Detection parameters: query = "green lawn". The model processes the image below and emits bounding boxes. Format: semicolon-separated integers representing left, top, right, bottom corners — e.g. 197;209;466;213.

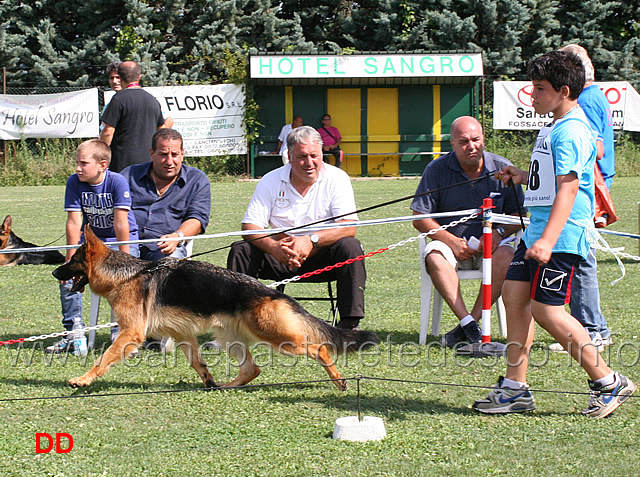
1;177;639;476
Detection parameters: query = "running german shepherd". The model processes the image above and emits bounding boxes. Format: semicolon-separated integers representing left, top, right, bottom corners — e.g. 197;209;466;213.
0;215;65;266
52;226;379;390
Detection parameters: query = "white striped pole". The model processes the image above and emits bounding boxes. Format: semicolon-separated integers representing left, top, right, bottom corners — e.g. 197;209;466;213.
481;197;494;343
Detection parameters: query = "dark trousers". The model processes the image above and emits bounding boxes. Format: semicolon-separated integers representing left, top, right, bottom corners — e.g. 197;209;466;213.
227;237;366;319
323;149;342;168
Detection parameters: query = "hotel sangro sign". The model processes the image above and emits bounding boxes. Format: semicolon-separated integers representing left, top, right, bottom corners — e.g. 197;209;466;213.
250;53;483;79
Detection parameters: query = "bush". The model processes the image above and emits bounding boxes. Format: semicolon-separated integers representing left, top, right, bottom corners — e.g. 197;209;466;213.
1;129;639;184
485;128;640;177
0;139;249;185
0;138;79;186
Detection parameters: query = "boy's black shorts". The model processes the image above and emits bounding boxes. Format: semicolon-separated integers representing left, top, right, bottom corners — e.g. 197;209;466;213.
505;241;580;306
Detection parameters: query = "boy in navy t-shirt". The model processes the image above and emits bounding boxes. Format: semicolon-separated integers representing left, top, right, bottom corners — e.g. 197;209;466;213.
46;139;139;353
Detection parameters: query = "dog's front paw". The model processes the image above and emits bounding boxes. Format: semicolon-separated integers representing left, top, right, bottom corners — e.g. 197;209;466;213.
335;379;348;392
203;378;221;390
68;376;92;388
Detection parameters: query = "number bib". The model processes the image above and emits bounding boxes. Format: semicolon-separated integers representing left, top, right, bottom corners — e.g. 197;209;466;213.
524;125;556;207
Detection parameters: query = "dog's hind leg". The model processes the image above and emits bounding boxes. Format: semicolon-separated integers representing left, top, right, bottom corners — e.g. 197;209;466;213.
176;336;218;388
68;327;144;388
292;342;348;392
218;342;260;388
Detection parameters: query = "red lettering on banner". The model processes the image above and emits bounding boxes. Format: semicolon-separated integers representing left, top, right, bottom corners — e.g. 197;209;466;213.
604;87;622;105
517;85;534;107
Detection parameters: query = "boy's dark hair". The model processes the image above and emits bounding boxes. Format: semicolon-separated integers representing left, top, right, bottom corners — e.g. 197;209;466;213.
151;128;184;151
527;50;585;100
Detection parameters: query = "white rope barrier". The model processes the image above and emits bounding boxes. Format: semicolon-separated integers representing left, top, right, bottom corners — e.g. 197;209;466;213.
21;322;118;342
6;206;640;344
0;210;482;254
268;211;481;289
4;210;639;270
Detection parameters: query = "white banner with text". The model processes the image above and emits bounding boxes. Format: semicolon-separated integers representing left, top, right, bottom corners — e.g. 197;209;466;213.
3;85;247;156
144;84;246;156
493;81;640;132
0;89;99;140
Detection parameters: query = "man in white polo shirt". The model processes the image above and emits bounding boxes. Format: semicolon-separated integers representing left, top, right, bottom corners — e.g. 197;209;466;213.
228;126;366;330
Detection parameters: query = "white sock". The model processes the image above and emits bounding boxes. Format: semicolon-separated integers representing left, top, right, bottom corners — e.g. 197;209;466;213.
459;315;474;327
594;371;616;388
501;377;526;390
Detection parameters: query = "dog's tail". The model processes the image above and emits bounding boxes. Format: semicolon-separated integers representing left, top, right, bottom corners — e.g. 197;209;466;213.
319;324;380;355
291;301;380;355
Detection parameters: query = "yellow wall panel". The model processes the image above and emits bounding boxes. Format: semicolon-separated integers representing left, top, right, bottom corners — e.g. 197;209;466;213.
284;86;293;123
327;89;361;175
367;88;399;176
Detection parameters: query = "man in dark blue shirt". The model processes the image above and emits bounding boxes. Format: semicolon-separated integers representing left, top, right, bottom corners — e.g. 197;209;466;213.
121;128;211;261
411;116;525;348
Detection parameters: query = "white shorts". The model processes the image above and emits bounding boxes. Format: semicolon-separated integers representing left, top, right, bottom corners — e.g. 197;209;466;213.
423;236;517;271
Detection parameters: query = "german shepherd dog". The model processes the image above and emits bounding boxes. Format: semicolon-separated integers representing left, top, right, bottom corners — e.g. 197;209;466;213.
0;215;65;266
53;226;379;390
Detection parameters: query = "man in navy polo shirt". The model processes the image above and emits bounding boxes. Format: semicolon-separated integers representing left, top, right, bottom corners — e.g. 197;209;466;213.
411;116;526;348
121;128;210;261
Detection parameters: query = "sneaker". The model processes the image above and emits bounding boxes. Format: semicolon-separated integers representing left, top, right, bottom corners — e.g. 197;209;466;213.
594;214;608;228
473;376;536;414
581;372;637;419
203;340;223;351
441;324;466;348
336;317;360;330
548;342;568;354
592;333;613;350
143;339;162;352
462;320;482;343
45;338;74;354
549;333;612;354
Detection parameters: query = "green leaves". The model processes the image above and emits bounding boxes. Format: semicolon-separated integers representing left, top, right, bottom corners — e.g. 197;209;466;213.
1;0;638;90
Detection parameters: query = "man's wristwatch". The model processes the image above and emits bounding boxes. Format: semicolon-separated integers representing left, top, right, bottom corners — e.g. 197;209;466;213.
309;234;319;249
176;230;185;247
495;226;505;238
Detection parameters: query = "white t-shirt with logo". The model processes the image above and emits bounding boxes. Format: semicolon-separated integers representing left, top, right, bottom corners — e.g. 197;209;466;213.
242;163;358;235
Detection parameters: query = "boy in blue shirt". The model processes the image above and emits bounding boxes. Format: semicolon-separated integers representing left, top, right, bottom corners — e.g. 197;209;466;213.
473;51;635;419
46;139;139;353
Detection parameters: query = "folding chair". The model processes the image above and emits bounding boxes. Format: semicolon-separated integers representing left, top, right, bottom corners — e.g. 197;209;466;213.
418;236;507;345
276;281;340;326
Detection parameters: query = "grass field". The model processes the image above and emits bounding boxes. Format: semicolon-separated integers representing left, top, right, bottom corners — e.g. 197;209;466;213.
1;177;640;476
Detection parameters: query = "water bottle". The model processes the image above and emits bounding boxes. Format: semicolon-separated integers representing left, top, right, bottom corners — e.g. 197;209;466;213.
71;316;88;357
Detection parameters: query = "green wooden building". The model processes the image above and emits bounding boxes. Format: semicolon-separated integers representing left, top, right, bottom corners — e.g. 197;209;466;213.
249;50;483;177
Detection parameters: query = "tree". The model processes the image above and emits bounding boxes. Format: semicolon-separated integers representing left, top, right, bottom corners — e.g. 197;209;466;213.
0;0;637;89
1;0;126;89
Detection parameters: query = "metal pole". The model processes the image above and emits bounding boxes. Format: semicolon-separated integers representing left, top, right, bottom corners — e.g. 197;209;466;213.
481;75;486;133
481;197;493;343
2;67;6;166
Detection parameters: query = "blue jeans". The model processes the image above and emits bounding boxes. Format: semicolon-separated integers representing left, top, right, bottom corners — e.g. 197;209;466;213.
140;243;188;261
569;248;611;340
59;280;84;332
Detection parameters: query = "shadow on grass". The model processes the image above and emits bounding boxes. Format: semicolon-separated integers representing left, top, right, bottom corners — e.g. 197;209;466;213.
264;390;561;419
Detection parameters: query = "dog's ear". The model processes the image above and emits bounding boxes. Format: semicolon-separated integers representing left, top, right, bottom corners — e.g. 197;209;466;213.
84;225;101;247
1;215;10;233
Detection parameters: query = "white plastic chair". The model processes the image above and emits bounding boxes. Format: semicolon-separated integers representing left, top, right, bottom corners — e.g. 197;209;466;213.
87;240;193;350
418;236;507;345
